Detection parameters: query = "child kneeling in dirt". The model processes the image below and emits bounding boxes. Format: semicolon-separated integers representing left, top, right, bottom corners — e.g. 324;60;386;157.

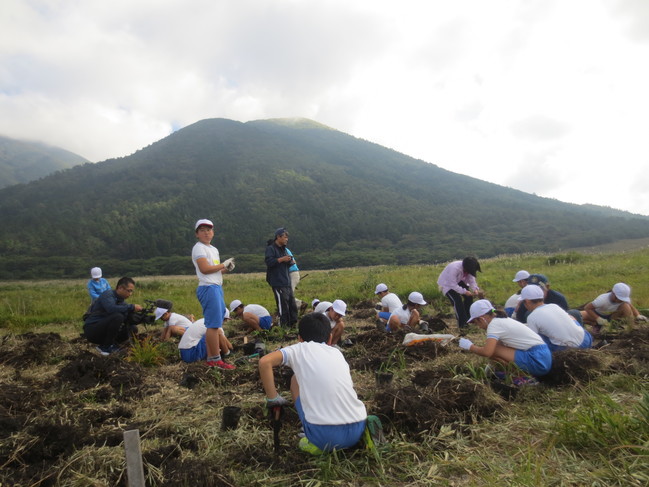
458;299;552;378
259;312;367;454
178;311;233;362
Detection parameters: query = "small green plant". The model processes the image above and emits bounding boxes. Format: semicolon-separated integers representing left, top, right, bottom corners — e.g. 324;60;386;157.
127;336;165;367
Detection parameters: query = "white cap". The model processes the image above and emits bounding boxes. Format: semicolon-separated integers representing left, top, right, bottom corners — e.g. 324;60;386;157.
154;308;168;320
311;298;320;307
90;267;102;279
612;282;631;303
194;219;213;230
332;299;347;316
468;299;495;323
408;291;427;305
513;270;530;282
229;299;242;312
521;285;544;300
374;283;388;294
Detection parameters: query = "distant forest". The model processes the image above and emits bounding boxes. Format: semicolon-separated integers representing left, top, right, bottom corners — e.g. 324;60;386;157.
1;118;648;279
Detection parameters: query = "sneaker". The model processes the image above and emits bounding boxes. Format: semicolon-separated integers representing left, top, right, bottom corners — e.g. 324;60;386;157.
298;437;324;455
96;344;120;356
206;360;236;370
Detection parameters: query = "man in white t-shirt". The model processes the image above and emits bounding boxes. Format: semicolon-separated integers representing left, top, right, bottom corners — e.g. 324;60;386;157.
521;285;592;352
259;312;367;454
229;300;273;331
374;283;403;325
314;299;347;346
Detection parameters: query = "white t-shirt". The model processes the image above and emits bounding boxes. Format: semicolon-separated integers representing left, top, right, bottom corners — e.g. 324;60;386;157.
526;304;585;347
281;341;366;425
391;306;411;325
314;301;336;328
244;304;270;318
381;293;402;312
192;242;223;286
178;318;206;350
164;313;192;330
504;293;520;310
486;317;545;351
591;292;622;316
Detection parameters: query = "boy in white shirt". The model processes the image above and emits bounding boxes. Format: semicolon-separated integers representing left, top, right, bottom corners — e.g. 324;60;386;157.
229;300;273;332
259;313;367;454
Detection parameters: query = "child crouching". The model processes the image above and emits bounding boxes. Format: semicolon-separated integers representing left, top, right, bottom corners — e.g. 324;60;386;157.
259;312;367;454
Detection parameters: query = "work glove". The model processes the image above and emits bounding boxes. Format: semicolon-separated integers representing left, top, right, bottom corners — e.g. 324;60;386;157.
459;338;473;350
222;257;236;271
265;395;289;408
596;317;608;326
636;315;648;322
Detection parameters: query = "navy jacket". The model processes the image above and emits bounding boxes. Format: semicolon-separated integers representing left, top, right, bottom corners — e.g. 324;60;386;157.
265;242;291;287
84;289;134;325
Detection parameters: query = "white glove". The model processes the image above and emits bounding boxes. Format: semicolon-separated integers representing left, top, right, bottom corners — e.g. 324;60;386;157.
596;316;608;326
459;338;473;350
222;258;235;271
636;315;648;322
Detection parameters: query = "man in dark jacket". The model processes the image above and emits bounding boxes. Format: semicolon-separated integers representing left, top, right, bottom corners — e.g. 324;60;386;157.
83;276;143;355
265;227;298;327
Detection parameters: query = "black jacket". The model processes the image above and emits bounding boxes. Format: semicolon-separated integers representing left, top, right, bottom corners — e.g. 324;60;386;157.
265;242;291;287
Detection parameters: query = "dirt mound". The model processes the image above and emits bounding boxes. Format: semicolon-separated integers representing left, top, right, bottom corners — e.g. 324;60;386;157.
57;350;151;400
0;332;74;366
420;315;449;332
539;349;606;386
375;378;503;439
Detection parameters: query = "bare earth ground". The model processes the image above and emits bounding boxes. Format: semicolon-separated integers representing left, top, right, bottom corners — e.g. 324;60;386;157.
1;306;648;486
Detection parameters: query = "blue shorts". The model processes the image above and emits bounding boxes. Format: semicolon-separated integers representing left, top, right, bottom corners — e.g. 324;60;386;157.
179;335;207;363
378;311;391;321
542;329;593;353
295;397;366;451
504;307;515;317
259;315;272;330
514;344;552;377
196;285;224;329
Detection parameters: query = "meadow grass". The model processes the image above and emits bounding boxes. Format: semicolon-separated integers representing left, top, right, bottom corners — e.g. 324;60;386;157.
2;247;648;334
2;248;649;485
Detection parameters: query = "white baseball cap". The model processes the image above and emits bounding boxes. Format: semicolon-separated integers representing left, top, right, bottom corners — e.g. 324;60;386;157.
332;299;347;316
408;291;427;305
521;284;544;300
374;283;388;294
311;298;320;307
90;267;102;279
612;282;631;303
154;308;168;320
513;270;530;282
468;299;495;323
229;299;242;312
194;219;214;230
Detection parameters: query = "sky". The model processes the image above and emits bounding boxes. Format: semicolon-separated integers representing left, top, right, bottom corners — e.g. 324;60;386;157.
2;0;649;215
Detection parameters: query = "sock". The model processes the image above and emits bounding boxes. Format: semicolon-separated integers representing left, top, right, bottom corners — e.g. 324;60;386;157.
207;355;221;362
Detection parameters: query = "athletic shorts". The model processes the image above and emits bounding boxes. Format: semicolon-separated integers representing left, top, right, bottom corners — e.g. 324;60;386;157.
295;396;366;451
514;344;552;377
179;336;207;363
196;285;224;329
377;311;391;321
259;315;272;330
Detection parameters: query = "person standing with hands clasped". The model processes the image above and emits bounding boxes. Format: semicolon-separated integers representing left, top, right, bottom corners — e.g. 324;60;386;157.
265;227;298;327
458;299;552;377
191;219;236;370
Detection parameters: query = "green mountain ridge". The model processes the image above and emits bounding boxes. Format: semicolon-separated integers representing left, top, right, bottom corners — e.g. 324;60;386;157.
0;117;648;279
0;135;88;189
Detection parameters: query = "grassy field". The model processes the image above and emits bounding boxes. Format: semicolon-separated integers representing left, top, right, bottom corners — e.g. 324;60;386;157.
0;248;648;486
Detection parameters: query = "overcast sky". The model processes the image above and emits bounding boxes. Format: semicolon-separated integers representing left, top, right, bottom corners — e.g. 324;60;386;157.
2;0;648;215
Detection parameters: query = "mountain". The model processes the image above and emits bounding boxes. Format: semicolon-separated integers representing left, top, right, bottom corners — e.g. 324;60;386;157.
1;117;648;279
0;135;88;189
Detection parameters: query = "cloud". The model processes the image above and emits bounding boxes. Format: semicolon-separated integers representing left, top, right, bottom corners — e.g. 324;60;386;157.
509;115;570;141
